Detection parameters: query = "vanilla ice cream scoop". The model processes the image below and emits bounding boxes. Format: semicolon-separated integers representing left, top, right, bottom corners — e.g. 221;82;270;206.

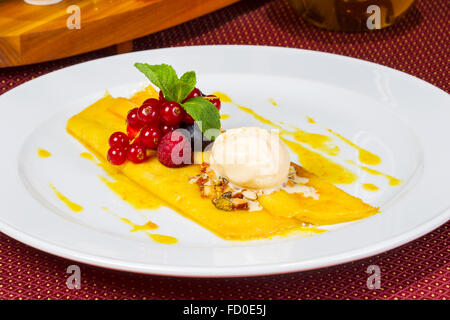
210;127;290;189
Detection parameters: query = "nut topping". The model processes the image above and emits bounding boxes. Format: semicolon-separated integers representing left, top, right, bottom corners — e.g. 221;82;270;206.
242;190;258;201
232;198;249;210
213;197;233;211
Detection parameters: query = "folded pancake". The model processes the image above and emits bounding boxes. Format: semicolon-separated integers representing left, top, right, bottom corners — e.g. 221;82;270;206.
66;89;378;240
259;164;378;225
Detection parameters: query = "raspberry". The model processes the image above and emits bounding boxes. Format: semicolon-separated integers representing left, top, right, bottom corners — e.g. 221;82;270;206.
157;130;192;168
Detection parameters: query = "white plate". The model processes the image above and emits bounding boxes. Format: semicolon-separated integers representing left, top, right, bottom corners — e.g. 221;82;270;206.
0;46;448;277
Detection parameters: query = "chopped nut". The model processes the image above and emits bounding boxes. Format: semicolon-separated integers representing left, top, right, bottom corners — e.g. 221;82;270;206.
213;197;233;211
232;192;244;199
292;175;309;184
215;178;224;186
208;170;216;180
220;191;232;199
242;190;258;201
286;180;295;187
232;198;249;210
200;163;208;173
196;176;209;186
222;185;234;194
202;185;216;198
189;176;199;184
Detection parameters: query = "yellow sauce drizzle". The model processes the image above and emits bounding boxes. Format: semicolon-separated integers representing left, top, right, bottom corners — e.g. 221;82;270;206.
268;98;278;107
282;128;339;156
220;114;230;120
236;104;283;128
80;152;95;162
101;208;174;244
98;174;162;210
120;218;158;232
362;183;379;191
347;160;402;186
148;234;178;245
281;138;357;184
328;129;381;166
212;91;232;103
38;148;51;158
49;184;83;212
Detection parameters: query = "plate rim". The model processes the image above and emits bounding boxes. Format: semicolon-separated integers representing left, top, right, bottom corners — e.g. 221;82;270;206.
0;209;447;277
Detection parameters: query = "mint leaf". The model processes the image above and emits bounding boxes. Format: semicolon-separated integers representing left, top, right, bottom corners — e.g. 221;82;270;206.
174;71;196;102
134;63;178;101
134;63;221;138
134;63;196;103
182;97;221;140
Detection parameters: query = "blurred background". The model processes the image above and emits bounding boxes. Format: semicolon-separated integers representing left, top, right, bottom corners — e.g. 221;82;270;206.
1;0;417;67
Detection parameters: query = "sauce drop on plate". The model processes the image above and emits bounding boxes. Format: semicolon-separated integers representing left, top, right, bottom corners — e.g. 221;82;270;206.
268;98;278;107
362;183;379;191
49;184;83;212
328;129;381;166
121;218;158;232
148;234;178;245
80;152;95;162
282;128;340;157
37;148;51;158
347;160;402;186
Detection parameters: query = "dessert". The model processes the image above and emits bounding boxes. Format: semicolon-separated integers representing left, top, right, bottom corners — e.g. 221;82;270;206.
66;63;379;241
210;127;291;189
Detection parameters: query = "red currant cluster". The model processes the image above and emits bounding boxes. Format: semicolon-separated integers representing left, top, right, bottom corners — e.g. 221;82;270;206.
107;88;221;166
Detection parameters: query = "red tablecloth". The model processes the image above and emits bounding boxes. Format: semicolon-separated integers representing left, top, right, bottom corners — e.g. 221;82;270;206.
0;0;448;300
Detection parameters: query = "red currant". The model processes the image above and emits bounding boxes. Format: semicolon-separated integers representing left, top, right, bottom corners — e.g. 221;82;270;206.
127;143;147;164
140;126;161;149
161;101;185;126
183;88;202;103
107;147;127;165
206;95;221;111
159;90;165;102
126;108;144;130
160;124;179;135
126;125;140;144
109;132;129;148
183;113;195;125
137;98;160;125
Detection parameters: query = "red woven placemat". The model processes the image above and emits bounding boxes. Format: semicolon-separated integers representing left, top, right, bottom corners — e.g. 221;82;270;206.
0;0;448;300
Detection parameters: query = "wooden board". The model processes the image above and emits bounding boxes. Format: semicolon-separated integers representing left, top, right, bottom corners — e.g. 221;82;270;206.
0;0;239;67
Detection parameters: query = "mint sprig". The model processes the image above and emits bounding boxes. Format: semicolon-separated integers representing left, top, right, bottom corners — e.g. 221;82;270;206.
181;97;220;141
134;63;195;102
134;63;221;140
